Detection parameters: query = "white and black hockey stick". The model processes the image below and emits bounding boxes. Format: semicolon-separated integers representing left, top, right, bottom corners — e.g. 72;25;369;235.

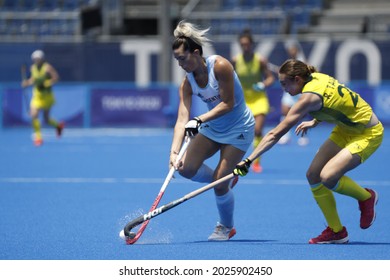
122;172;236;244
122;136;191;244
20;64;30;113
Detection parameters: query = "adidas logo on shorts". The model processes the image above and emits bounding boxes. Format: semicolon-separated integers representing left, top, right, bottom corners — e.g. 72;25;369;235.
237;133;245;140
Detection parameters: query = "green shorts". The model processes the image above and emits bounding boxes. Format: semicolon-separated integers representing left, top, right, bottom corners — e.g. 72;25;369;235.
329;122;384;162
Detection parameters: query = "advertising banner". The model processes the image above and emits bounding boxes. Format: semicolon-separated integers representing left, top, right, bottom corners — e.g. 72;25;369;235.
2;83;388;128
90;87;171;127
2;87;29;126
1;84;86;128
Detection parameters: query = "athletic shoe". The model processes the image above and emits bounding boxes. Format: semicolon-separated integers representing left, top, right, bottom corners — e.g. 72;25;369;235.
228;176;239;189
278;133;290;145
208;222;236;241
309;226;349;244
34;138;43;147
56;122;65;138
359;188;378;229
297;137;309;146
252;161;262;173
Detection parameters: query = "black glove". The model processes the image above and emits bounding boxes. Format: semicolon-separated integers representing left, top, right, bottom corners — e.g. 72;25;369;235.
184;117;202;137
233;158;252;176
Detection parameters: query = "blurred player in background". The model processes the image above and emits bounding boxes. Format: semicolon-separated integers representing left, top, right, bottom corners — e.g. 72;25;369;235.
232;29;275;173
21;50;64;146
170;21;255;241
278;41;309;146
234;59;383;244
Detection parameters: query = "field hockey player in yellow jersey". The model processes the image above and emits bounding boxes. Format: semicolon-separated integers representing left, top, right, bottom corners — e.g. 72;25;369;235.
234;59;384;244
21;50;64;146
232;29;275;173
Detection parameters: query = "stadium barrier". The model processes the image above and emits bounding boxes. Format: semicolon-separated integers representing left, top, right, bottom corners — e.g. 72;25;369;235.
1;81;389;129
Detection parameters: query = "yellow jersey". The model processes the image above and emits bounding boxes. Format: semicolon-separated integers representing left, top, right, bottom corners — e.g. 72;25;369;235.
304;73;373;134
30;62;55;109
235;53;269;116
31;62;53;97
235;53;262;91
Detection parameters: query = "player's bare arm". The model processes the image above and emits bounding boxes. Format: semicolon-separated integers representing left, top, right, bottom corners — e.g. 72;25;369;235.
21;66;35;87
197;56;235;123
295;119;319;137
260;57;275;87
247;93;320;161
170;78;192;169
293;92;323;136
46;64;59;84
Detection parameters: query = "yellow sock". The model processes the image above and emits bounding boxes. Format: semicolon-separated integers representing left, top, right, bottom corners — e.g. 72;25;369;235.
253;136;262;164
311;183;343;232
253;136;262;147
32;118;42;140
48;118;58;128
333;176;371;201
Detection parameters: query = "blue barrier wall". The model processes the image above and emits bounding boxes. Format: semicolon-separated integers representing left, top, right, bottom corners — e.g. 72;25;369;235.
1;82;389;129
0;83;178;129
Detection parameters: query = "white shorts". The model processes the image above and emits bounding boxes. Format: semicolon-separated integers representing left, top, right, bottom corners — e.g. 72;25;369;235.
199;123;255;152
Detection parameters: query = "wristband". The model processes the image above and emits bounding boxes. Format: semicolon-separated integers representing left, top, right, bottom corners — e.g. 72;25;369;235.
194;117;202;124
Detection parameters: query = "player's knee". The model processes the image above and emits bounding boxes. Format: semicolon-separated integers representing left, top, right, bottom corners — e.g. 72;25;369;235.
319;171;339;188
178;167;197;179
306;169;320;184
30;110;38;118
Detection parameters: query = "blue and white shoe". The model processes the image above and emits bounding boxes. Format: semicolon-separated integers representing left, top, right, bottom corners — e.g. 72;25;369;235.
208;222;236;241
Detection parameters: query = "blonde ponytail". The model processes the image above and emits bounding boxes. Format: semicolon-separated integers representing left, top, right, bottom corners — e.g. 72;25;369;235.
173;20;211;47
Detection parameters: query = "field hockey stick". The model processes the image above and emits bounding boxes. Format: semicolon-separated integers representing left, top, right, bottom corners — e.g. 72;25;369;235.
122;172;236;244
20;64;30;112
123;136;191;244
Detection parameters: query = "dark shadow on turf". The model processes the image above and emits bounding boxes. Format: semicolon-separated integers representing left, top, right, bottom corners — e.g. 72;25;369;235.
270;241;390;246
129;239;278;246
347;241;390;245
191;239;278;244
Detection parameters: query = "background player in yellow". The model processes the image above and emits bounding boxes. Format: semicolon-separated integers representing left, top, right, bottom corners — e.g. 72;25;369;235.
21;50;64;146
234;59;383;244
232;29;275;173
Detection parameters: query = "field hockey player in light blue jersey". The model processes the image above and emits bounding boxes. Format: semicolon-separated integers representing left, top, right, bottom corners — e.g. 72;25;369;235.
169;20;255;241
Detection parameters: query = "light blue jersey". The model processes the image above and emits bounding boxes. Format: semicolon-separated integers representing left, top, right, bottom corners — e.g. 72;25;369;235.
186;55;255;151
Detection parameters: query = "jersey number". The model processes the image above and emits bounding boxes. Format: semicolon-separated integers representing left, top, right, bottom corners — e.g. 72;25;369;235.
337;85;359;107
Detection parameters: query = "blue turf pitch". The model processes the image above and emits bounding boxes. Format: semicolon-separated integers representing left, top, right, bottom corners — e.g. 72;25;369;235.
0;125;389;260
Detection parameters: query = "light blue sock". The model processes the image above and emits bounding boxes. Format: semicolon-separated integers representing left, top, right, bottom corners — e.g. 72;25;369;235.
215;190;235;228
191;164;213;183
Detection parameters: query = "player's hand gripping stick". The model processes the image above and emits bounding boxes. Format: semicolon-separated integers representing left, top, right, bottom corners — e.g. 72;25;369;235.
184;117;202;137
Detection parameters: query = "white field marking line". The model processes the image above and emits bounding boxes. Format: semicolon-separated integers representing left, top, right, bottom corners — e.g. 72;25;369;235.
39;128;172;139
1;177;390;187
